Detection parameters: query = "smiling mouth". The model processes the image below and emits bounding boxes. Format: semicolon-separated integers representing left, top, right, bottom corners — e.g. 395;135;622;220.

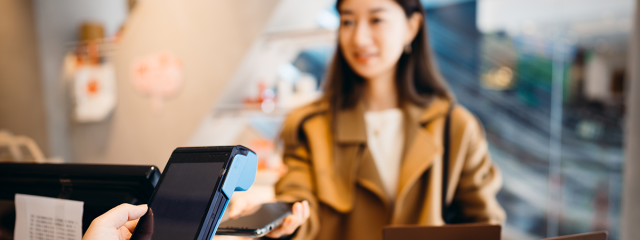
354;52;377;63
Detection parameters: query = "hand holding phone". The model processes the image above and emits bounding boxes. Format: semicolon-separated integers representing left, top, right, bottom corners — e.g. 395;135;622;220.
268;201;310;238
227;194;273;220
217;201;310;238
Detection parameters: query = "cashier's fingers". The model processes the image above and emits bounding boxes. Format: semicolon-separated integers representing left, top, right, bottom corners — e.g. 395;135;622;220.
83;204;148;240
98;204;148;229
123;219;139;233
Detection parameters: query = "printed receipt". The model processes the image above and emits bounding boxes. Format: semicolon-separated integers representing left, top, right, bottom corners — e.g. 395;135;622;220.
14;194;84;240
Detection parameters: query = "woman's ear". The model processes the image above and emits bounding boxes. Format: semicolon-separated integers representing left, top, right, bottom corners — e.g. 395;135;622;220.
405;12;423;45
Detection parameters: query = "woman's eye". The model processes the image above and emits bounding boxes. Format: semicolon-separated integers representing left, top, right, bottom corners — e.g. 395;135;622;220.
341;20;354;27
371;18;383;24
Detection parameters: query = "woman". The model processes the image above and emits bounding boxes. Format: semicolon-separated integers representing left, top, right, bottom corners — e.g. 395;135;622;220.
230;0;505;239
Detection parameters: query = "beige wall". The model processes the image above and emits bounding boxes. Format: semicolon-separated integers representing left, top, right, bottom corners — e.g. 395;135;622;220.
0;0;49;154
71;0;279;169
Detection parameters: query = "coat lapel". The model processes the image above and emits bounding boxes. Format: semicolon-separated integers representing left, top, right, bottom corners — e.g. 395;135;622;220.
335;103;389;207
357;148;391;207
393;98;452;219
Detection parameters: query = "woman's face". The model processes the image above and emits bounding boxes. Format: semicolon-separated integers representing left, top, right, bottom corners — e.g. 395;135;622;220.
338;0;421;80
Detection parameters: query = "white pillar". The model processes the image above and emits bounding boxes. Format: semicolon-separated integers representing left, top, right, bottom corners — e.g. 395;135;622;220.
621;1;640;240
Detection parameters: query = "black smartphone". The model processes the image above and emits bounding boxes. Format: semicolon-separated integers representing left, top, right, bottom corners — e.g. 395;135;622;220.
216;202;294;237
130;146;257;240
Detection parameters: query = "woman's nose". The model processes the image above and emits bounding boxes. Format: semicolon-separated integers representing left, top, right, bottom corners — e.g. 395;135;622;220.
353;20;373;48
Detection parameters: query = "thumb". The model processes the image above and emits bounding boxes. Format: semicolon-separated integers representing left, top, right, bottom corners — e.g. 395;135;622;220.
228;199;248;219
97;204;148;229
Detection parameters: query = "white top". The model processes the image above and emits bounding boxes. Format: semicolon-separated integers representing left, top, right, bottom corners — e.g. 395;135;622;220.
364;108;404;201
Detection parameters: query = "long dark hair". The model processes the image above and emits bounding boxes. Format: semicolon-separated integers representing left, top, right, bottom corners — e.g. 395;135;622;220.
323;0;453;110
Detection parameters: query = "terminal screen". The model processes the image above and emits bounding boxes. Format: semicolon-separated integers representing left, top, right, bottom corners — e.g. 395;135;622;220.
131;161;224;240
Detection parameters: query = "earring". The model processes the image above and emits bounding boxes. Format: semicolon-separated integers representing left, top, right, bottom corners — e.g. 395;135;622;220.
404;44;412;54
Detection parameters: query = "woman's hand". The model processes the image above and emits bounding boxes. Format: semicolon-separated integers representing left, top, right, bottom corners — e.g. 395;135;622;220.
82;204;148;240
265;201;310;238
227;199;310;239
212;236;250;240
227;196;265;219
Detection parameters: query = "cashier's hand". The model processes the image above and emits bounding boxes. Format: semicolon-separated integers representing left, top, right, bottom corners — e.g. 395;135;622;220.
265;201;310;238
83;204;148;240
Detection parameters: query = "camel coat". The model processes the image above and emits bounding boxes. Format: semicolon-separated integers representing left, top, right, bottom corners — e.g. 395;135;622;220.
275;97;506;240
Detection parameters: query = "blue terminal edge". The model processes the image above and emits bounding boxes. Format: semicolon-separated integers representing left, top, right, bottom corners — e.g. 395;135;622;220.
211;150;258;239
222;151;258;195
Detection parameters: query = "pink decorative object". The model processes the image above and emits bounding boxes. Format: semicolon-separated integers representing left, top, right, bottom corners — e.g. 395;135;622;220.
131;53;183;111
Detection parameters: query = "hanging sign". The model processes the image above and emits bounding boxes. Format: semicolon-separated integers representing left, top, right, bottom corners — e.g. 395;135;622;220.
74;63;117;122
131;53;184;112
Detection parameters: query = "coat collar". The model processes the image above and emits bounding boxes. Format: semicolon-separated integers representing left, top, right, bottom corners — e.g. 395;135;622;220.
333;97;453;212
408;97;452;125
335;101;368;143
334;97;452;144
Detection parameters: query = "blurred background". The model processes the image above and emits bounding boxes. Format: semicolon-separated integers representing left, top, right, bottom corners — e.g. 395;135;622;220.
0;0;638;239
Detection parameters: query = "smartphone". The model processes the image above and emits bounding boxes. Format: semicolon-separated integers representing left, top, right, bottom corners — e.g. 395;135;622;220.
130;146;257;240
216;202;294;237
